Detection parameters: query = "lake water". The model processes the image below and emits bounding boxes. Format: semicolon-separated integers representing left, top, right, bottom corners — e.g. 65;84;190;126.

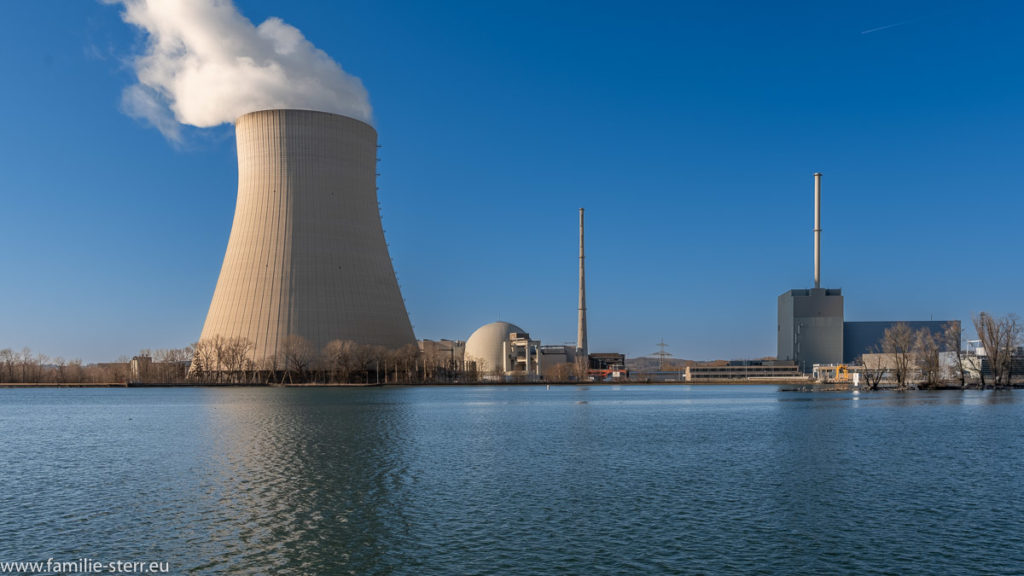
0;386;1021;575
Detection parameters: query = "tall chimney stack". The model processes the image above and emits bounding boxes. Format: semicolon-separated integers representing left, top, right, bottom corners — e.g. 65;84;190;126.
814;172;822;289
577;208;588;359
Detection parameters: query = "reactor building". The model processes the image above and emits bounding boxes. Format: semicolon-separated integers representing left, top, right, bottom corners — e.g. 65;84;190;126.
199;109;416;364
777;173;957;372
456;208;601;381
778;173;844;372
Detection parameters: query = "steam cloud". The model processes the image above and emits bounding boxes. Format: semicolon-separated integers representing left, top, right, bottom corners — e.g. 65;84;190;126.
109;0;372;141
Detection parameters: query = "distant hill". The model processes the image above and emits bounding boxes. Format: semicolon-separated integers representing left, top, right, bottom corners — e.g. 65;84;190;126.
626;356;778;372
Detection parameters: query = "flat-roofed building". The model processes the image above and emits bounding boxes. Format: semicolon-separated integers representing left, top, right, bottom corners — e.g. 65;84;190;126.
843;320;959;363
685;360;801;382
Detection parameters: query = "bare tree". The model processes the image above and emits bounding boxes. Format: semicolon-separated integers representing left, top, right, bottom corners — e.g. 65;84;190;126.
35;352;49;383
54;357;67;384
462;359;480;383
942;321;966;388
859;347;887;391
1000;314;1021;386
254;355;278;385
544;362;576;382
281;334;315;384
210;336;228;382
0;348;15;383
974;313;997;388
154;346;194;383
883;323;915;389
324;339;358;383
16;348;33;382
915;329;941;389
391;344;420;384
353;343;376;383
365;345;390;384
222;337;254;381
11;348;50;383
67;359;84;383
972;312;1021;388
190;339;217;383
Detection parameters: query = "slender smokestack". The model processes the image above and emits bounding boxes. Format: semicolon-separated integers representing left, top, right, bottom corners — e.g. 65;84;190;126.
577;208;588;359
814;172;822;289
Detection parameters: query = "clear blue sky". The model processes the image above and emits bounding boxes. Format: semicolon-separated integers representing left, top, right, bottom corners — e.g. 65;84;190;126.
2;0;1022;363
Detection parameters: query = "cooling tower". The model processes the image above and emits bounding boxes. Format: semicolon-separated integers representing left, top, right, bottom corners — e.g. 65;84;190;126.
199;109;416;363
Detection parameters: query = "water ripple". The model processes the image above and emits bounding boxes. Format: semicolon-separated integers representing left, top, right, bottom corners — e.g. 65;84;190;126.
0;387;1021;574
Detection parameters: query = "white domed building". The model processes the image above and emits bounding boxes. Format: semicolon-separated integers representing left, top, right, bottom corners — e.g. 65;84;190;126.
464;321;541;380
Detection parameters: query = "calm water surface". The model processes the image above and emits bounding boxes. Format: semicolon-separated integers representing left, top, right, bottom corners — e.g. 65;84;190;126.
0;386;1021;575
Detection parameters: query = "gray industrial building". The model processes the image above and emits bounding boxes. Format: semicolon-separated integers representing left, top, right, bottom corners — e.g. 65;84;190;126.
686;360;801;381
777;174;962;373
777;174;846;373
843;321;959;363
778;288;845;373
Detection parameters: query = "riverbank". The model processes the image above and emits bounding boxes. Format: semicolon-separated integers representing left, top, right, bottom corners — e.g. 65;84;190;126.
0;379;829;388
0;381;383;388
2;385;1021;575
4;380;1016;389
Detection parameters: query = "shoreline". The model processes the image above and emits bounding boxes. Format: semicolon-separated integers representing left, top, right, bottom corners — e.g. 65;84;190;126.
2;381;1015;389
0;380;793;388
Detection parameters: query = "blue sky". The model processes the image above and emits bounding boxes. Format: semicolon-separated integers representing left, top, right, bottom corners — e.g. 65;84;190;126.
1;0;1021;362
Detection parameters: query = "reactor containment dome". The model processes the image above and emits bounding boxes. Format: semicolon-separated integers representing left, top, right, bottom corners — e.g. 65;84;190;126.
199;109;416;364
464;321;526;374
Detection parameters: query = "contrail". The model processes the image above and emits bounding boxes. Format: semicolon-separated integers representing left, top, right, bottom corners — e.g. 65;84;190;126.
860;11;949;35
861;21;909;35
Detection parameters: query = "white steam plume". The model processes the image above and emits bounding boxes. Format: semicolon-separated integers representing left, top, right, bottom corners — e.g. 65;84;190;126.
109;0;372;141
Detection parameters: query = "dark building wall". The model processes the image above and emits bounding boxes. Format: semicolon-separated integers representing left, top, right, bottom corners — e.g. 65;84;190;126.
843;320;959;363
589;353;626;370
778;288;844;373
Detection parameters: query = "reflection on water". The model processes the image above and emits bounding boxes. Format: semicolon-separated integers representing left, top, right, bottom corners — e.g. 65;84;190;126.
201;391;415;573
0;386;1021;574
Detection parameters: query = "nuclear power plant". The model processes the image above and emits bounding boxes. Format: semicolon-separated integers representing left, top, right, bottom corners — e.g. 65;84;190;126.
435;208;627;382
777;173;844;372
199;109;416;364
457;210;592;379
778;173;957;373
197;112;955;381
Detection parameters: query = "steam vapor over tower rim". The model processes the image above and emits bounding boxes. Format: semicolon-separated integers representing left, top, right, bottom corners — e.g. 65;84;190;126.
199;108;415;364
233;108;373;126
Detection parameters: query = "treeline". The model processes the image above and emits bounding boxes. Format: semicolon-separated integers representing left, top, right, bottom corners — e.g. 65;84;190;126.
859;313;1022;391
0;334;510;385
0;348;130;384
0;338;438;385
971;312;1022;389
187;335;428;385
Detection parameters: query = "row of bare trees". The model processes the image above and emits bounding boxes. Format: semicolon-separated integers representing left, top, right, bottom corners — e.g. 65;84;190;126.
1;337;421;385
972;312;1022;389
859;314;1021;391
0;347;133;384
860;322;952;390
187;335;422;385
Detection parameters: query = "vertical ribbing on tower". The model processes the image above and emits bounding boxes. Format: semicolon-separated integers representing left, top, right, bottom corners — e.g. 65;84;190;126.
199;110;415;363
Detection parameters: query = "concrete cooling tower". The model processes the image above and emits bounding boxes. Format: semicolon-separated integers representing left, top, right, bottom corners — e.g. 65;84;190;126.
199;109;416;363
